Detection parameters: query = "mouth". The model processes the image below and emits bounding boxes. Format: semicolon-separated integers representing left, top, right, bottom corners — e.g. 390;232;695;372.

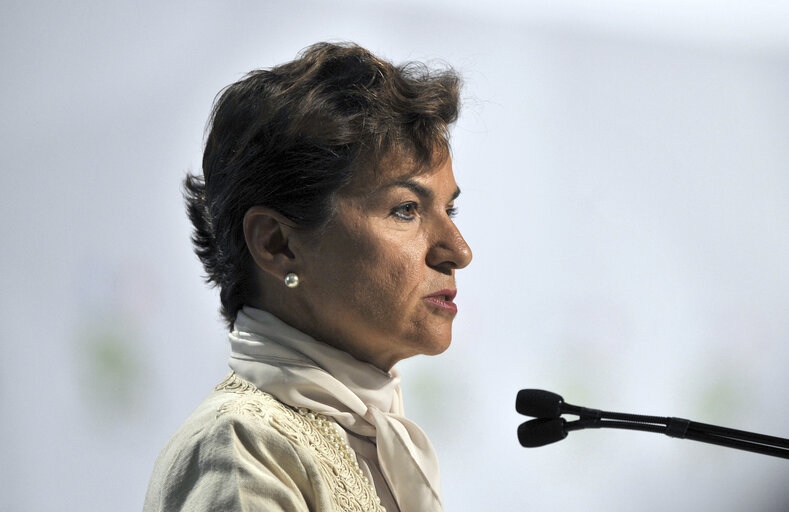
424;289;458;314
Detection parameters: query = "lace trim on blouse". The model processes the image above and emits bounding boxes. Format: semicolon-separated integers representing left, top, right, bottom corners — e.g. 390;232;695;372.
215;372;386;512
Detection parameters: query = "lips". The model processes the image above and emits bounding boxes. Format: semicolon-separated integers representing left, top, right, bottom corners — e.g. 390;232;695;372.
424;289;458;313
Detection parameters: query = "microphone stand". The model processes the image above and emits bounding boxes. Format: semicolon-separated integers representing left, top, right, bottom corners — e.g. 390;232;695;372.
563;413;789;459
516;391;789;459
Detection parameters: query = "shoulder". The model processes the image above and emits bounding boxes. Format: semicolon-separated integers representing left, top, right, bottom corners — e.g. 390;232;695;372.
144;373;325;511
152;372;312;469
144;373;382;512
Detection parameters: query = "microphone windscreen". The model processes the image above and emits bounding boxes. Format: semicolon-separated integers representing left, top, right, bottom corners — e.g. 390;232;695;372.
518;418;568;447
516;389;563;418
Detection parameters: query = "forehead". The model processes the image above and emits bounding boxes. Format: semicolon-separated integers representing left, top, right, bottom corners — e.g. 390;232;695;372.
344;150;454;194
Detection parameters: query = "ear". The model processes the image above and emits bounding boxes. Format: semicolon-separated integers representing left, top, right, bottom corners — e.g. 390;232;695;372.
243;206;298;280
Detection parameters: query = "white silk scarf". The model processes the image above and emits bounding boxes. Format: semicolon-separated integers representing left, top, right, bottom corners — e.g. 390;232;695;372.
228;306;443;512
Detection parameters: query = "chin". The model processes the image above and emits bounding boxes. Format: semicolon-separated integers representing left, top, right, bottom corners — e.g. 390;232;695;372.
398;322;454;360
424;343;451;357
420;333;453;356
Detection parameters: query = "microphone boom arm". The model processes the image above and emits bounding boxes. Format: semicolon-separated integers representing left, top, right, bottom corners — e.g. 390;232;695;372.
516;390;789;460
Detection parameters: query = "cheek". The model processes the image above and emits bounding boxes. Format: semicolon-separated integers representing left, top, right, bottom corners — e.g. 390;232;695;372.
341;237;425;316
353;248;416;310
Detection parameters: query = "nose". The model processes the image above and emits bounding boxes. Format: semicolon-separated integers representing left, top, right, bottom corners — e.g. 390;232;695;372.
427;218;473;273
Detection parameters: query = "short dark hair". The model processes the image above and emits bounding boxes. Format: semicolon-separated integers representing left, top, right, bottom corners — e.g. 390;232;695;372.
185;42;461;328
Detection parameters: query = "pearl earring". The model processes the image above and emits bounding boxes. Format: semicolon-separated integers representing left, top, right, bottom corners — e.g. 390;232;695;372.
284;272;300;288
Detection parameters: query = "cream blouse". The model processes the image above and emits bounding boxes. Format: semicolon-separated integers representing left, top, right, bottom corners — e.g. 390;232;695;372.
144;307;443;512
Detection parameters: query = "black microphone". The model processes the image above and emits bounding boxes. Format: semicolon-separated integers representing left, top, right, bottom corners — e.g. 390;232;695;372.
516;389;789;459
516;389;602;419
518;418;569;447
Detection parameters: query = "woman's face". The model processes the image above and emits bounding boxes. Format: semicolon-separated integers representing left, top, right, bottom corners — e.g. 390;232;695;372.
291;155;472;371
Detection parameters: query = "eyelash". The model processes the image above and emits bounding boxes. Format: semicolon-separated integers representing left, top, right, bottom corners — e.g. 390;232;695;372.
391;202;458;221
392;202;418;221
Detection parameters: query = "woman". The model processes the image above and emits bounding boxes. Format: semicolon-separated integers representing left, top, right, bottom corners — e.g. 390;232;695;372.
145;42;472;512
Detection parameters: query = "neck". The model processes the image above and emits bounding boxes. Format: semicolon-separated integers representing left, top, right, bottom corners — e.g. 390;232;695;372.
245;298;402;372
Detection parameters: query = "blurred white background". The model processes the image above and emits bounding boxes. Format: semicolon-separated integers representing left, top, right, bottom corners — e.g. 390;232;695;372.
2;1;788;510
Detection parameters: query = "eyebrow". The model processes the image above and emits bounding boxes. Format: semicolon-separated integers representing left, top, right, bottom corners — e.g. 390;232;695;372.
389;179;461;202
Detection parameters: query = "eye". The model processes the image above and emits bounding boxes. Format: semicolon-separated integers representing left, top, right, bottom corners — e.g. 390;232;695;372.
446;205;458;219
392;202;418;221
